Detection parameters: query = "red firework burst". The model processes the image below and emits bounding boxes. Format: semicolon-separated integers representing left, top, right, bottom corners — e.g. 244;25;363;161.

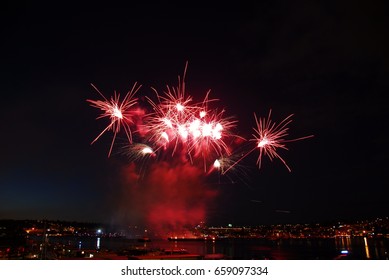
251;110;314;172
87;82;141;157
143;64;237;171
87;63;313;175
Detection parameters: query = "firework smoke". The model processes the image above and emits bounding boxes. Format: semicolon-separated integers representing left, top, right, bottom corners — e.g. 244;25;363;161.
119;161;217;237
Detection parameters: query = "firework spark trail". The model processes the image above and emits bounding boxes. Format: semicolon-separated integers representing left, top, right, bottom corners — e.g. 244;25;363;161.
252;110;314;172
124;143;155;162
87;82;141;157
212;153;244;176
221;110;314;174
252;109;293;171
212;154;252;186
121;143;156;180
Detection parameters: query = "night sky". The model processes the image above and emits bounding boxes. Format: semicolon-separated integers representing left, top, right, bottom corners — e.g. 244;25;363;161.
1;1;388;227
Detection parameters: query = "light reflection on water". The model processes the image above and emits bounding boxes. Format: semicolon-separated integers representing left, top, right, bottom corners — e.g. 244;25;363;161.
364;237;370;259
48;236;389;260
332;236;387;259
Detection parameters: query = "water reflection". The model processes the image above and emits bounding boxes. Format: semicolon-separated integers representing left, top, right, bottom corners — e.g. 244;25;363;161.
335;236;351;251
46;235;389;260
96;237;101;250
334;236;389;259
364;237;370;259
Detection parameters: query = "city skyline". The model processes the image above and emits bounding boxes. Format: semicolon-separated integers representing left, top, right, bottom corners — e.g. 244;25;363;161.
1;1;388;226
2;216;388;260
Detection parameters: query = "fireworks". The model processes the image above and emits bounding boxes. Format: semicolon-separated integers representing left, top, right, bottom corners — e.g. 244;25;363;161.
251;110;314;172
143;64;238;171
220;110;314;174
87;64;313;174
87;82;142;157
211;154;241;177
124;143;155;162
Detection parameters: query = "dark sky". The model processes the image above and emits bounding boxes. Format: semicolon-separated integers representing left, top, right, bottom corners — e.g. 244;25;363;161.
1;1;388;227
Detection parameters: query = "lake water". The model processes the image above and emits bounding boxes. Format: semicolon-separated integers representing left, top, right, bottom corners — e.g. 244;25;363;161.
47;236;389;260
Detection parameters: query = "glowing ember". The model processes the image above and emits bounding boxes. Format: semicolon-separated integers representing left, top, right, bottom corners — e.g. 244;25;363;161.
213;159;221;168
176;103;184;111
142;147;153;154
258;137;269;147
